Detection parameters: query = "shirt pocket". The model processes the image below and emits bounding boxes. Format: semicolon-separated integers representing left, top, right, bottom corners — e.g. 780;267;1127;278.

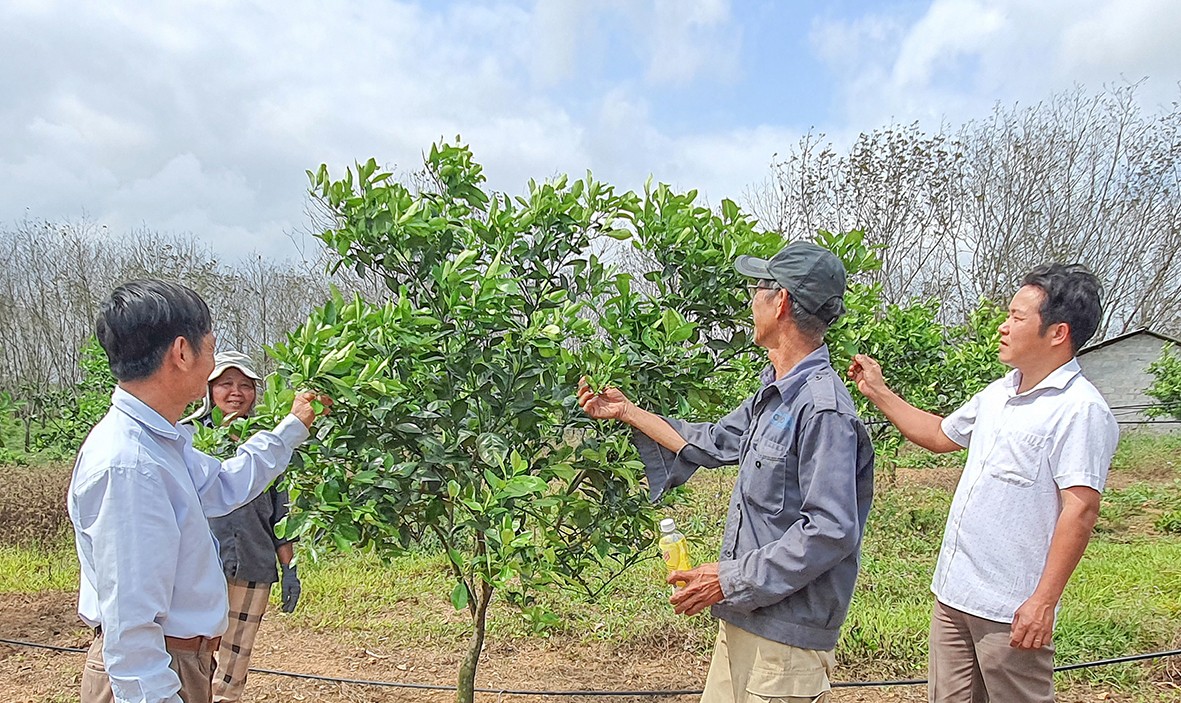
743;434;792;515
986;429;1049;487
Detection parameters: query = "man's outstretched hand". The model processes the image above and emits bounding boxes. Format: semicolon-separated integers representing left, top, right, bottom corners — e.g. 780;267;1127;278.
847;354;889;400
577;377;633;422
291;391;333;429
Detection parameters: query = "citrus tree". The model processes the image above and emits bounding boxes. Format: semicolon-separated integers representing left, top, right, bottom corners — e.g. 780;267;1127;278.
238;143;787;703
28;338;117;457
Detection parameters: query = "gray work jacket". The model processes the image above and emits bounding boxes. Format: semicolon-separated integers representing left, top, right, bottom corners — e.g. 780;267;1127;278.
209;485;293;585
634;346;874;650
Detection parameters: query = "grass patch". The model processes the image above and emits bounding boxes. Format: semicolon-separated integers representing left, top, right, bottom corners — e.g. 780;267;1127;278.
1096;479;1181;539
1055;539;1181;686
0;540;77;592
839;485;948;677
0;462;73;547
1110;431;1181;483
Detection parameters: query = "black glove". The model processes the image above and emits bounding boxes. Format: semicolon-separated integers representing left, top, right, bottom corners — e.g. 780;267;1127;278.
280;563;301;613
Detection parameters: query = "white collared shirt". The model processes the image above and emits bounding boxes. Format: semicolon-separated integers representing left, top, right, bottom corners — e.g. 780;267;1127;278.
933;358;1118;623
68;387;309;703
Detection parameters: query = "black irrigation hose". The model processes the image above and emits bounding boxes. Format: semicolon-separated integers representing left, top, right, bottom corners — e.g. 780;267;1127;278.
3;637;1180;696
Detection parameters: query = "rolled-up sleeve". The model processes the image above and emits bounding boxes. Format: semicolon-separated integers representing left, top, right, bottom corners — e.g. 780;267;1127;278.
187;415;310;518
633;398;753;502
75;465;184;703
717;411;863;611
1050;401;1119;492
940;392;981;448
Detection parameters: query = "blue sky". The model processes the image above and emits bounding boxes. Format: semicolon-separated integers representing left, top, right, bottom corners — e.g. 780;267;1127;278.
1;0;1178;260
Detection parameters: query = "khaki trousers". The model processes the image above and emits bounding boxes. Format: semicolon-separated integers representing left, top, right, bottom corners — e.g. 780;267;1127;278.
82;632;217;703
213;580;272;702
700;621;835;703
929;600;1055;703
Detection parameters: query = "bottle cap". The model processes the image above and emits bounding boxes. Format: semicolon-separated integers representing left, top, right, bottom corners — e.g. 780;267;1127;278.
659;518;676;532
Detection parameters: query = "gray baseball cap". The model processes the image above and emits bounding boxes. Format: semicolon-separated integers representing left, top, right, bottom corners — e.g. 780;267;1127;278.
734;241;847;323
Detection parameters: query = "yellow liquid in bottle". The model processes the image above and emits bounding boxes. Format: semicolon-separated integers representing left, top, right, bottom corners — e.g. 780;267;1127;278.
660;534;692;588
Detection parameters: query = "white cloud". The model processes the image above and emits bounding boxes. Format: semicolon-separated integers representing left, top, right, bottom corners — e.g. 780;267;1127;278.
811;0;1181;129
11;0;1175;268
810;15;902;75
890;0;1005;88
1058;0;1181;106
526;0;742;88
644;0;739;85
528;0;596;87
0;0;770;263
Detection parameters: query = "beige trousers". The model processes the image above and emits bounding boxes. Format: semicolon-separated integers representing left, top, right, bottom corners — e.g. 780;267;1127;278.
700;621;835;703
929;600;1055;703
82;633;217;703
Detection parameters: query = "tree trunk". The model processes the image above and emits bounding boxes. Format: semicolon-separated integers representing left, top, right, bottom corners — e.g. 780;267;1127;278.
455;580;493;703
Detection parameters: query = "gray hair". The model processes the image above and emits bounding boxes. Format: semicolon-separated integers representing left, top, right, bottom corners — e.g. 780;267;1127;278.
790;298;830;344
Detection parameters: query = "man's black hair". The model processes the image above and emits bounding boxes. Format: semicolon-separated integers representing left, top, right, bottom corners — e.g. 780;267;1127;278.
95;280;212;382
1021;263;1103;354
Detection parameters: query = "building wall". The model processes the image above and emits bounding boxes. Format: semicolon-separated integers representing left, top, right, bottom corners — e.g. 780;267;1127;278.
1078;333;1176;431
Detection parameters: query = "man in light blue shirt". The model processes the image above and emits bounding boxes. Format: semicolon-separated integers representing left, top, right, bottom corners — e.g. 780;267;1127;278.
68;280;331;703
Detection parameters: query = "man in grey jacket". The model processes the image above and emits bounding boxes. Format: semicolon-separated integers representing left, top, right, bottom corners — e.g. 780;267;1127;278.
578;242;874;702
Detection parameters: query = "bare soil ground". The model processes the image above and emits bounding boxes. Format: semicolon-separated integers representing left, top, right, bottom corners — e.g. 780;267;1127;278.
4;591;1179;703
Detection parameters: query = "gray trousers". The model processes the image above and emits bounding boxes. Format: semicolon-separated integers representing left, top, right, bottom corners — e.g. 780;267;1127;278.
929;600;1055;703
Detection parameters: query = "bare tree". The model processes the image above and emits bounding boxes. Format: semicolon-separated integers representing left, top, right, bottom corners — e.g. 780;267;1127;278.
0;220;334;393
749;84;1181;338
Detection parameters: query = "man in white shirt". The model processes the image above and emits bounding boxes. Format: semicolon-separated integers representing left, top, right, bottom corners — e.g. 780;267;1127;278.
68;280;331;703
848;263;1118;702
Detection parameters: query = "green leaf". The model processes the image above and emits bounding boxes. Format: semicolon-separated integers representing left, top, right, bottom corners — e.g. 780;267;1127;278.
500;475;547;498
450;581;470;611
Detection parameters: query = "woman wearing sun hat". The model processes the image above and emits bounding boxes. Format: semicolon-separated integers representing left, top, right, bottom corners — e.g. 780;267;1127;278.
184;351;302;703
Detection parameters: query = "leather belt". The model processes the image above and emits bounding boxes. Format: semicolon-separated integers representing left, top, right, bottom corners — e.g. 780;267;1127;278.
94;626;220;652
164;634;221;652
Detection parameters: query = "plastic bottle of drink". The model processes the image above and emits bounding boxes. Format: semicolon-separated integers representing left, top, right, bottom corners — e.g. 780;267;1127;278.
658;518;692;589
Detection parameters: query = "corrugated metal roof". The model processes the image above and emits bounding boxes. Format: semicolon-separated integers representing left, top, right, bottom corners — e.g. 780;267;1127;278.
1078;328;1181;355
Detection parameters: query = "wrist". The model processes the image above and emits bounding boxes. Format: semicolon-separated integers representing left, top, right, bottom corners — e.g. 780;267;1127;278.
863;383;891;406
1026;589;1060;607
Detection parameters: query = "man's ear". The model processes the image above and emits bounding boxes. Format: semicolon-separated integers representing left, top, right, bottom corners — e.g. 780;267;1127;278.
171;336;194;369
777;289;792;319
1048;321;1072;349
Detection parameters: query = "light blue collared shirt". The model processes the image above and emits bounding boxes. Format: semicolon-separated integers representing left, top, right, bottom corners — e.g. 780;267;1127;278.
68;386;309;703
